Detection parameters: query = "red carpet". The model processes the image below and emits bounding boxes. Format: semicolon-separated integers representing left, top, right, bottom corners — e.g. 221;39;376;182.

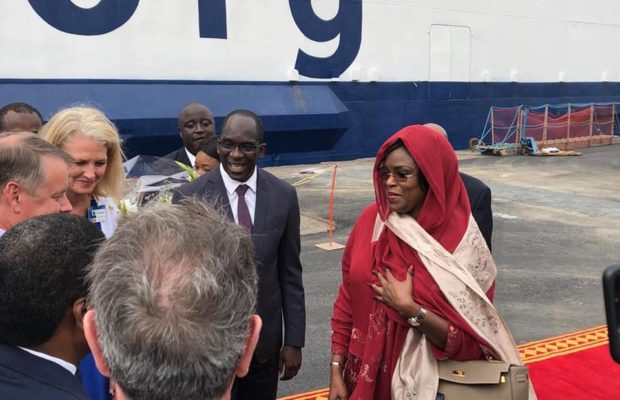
519;325;620;400
280;325;620;400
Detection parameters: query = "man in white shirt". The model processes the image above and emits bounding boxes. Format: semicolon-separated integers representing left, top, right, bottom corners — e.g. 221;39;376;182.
0;213;104;400
0;132;73;235
173;110;305;400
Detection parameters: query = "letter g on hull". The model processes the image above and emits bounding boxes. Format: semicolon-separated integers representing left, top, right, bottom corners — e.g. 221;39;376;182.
289;0;362;79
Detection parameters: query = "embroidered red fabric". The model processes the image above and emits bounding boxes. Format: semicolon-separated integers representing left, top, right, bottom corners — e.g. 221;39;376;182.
331;125;495;399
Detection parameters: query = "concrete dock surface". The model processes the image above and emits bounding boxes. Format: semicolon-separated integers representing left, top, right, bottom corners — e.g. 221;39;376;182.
268;141;620;397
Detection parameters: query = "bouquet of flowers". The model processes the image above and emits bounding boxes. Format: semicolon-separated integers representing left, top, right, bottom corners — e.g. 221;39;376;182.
119;155;195;216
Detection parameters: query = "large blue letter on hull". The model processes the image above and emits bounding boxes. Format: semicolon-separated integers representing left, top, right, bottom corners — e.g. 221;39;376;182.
28;0;139;36
290;0;362;79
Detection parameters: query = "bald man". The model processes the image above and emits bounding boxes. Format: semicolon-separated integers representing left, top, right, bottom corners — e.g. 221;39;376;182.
164;102;216;167
0;102;43;133
424;123;493;251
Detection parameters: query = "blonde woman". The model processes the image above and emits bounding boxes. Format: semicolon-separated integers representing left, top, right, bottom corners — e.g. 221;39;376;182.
41;105;125;400
41;106;124;239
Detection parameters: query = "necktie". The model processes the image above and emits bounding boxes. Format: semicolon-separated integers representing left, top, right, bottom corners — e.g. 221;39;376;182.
236;184;253;233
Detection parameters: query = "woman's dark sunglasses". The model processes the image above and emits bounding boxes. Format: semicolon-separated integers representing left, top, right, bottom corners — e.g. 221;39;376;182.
377;167;419;182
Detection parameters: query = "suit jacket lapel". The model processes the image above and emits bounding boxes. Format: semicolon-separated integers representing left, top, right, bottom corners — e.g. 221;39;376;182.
209;169;234;221
253;169;269;233
179;149;192;167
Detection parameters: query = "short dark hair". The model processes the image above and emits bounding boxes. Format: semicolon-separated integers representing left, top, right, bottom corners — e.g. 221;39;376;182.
0;102;43;131
0;214;104;347
221;109;264;143
197;135;219;159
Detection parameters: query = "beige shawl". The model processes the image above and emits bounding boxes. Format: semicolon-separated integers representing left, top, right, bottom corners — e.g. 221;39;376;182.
369;213;537;400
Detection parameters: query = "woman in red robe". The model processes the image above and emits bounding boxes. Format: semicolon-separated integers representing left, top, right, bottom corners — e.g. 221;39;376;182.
328;125;532;400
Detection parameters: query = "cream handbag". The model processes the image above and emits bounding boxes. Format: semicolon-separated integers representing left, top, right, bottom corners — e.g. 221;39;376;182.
437;359;530;400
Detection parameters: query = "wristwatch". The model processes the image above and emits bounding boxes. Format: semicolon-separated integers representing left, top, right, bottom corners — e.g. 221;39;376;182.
407;307;427;327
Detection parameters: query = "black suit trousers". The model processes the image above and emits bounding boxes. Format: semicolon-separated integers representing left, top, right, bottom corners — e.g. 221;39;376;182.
232;352;279;400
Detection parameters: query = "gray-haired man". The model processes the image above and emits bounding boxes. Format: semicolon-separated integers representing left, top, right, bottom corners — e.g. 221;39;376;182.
84;200;262;400
0;132;73;235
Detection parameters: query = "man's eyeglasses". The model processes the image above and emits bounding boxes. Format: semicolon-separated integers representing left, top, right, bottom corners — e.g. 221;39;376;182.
218;139;260;153
377;167;419;182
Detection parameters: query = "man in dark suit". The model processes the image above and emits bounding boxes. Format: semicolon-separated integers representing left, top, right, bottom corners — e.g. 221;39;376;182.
0;213;104;400
163;102;216;167
173;109;306;400
424;123;493;251
459;171;493;251
84;200;262;400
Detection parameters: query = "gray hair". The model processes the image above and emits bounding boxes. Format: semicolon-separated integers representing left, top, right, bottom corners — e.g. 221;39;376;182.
0;130;38;144
87;199;257;400
0;133;73;194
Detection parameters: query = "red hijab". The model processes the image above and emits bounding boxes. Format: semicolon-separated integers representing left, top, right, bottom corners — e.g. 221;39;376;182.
351;125;489;399
373;124;470;248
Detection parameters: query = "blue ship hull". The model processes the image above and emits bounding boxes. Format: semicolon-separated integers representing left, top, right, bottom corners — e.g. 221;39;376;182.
2;79;618;166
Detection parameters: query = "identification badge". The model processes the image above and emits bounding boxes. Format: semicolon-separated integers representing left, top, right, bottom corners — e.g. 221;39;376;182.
88;204;107;224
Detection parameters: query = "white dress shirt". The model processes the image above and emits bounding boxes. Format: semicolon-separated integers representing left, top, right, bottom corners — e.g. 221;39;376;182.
184;147;196;167
219;163;257;224
3;238;75;374
18;346;77;375
92;196;119;239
